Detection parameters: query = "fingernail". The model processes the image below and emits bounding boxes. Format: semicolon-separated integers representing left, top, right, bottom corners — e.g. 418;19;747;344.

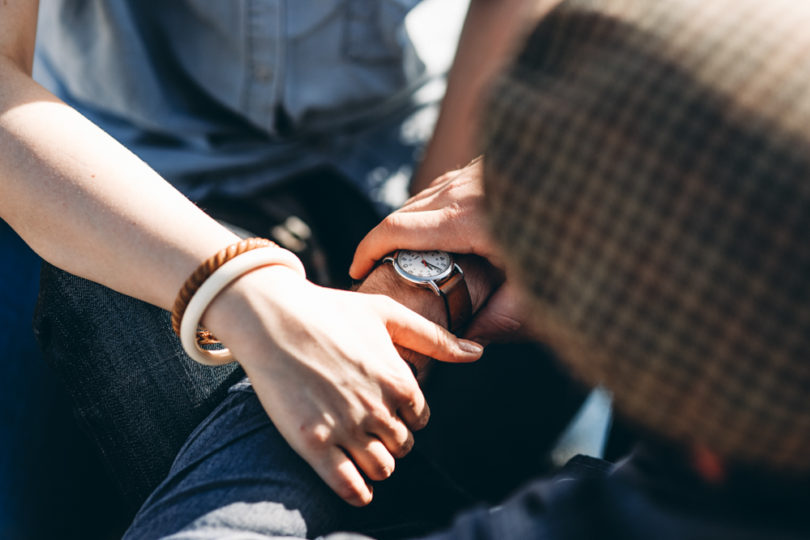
459;340;484;355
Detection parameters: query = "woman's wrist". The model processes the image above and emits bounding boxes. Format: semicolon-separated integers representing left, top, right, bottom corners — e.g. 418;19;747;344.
199;264;307;362
172;237;306;365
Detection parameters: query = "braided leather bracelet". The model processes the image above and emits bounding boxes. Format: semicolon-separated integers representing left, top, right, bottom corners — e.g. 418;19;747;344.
171;237;306;365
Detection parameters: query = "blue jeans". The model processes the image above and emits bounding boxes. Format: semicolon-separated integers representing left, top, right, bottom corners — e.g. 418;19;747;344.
35;265;584;537
34;264;245;511
124;379;465;539
130;426;808;540
123;378;592;540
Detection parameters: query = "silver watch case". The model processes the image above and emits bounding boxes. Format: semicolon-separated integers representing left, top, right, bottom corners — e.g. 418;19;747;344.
383;250;462;296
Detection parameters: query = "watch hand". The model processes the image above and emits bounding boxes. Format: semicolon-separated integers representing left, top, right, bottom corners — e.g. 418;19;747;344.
422;260;442;272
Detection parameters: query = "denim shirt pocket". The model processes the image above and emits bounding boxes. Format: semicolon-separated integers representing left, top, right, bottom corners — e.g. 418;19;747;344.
343;0;420;62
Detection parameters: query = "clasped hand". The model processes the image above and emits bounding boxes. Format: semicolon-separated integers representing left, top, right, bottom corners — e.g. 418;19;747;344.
200;157;532;508
202;265;482;507
351;157;531;345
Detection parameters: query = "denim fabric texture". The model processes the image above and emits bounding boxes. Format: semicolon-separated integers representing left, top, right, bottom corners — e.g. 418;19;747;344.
137;439;810;540
123;356;585;540
123;378;442;539
26;0;440;514
34;265;246;510
24;4;584;537
122;379;347;540
29;0;437;509
35;261;585;534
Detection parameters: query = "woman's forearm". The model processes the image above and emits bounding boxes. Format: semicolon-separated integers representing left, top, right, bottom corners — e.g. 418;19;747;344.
0;56;239;310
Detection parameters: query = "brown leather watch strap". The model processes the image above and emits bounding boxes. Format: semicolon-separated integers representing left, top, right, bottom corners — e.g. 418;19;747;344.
438;265;472;333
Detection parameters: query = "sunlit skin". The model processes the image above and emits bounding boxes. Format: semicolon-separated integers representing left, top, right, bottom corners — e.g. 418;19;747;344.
354;156;735;488
0;0;734;501
353;159;531;346
0;0;536;506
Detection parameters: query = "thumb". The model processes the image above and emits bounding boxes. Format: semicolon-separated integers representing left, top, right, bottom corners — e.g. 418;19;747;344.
464;284;527;344
377;297;483;363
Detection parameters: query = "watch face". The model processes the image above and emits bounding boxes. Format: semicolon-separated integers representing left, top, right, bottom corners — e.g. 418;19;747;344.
395;250;453;281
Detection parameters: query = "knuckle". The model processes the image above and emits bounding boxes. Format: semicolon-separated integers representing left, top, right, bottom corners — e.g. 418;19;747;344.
367;404;393;426
387;376;418;404
394;424;411;445
299;423;332;447
392;433;414;458
411;409;430;431
444;180;465;198
369;458;395;481
443;201;463;221
347;420;369;441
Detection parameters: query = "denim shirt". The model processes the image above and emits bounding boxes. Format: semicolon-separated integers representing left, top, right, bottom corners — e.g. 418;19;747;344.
33;0;431;208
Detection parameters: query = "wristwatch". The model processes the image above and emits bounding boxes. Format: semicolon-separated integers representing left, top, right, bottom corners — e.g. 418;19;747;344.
383;250;472;333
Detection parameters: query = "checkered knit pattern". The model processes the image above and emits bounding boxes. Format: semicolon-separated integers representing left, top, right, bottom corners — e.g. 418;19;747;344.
484;0;810;470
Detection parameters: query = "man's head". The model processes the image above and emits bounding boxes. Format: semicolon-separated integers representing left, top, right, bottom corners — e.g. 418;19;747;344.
483;0;810;473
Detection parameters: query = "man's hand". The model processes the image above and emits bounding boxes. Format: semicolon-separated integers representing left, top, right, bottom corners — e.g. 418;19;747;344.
350;158;533;345
350;158;501;280
464;283;533;346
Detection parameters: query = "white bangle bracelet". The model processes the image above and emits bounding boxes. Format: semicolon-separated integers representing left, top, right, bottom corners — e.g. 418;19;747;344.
179;247;306;365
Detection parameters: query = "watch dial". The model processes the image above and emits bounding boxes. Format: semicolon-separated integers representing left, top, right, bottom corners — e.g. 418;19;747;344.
396;250;452;279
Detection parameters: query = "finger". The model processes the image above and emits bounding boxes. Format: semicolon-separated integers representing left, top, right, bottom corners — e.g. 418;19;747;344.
463;285;525;343
344;437;396;482
402;171;458;206
350;210;458;279
395;386;431;432
380;298;484;363
315;446;374;507
362;406;415;457
372;354;431;431
397;346;434;383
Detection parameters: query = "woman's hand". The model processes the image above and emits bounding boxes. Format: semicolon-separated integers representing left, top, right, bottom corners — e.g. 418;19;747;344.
203;266;483;507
